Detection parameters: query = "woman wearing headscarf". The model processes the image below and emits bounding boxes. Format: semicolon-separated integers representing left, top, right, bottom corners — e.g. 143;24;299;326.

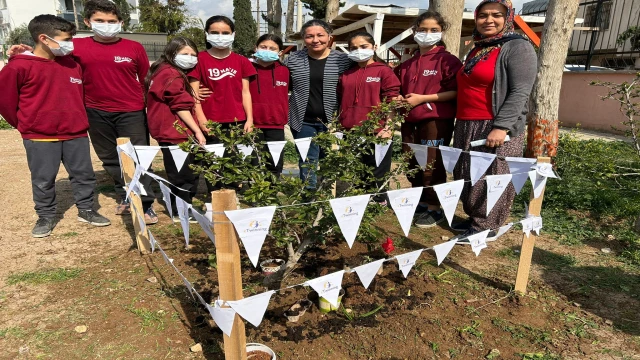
453;0;537;239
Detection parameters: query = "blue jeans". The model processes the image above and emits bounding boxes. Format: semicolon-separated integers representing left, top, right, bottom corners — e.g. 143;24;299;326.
292;122;327;189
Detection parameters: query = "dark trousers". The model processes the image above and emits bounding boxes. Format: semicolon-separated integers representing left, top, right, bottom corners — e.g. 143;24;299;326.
24;137;96;218
159;142;199;214
86;108;155;210
362;142;393;202
291;122;327;189
254;128;285;176
204;121;246;192
401;118;455;205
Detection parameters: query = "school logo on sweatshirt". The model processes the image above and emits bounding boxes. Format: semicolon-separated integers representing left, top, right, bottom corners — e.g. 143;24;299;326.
366;77;381;83
69;77;83;84
114;56;133;63
423;70;438;76
208;68;237;81
275;81;288;87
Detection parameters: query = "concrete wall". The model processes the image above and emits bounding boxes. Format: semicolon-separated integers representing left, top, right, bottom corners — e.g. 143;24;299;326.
559;71;636;133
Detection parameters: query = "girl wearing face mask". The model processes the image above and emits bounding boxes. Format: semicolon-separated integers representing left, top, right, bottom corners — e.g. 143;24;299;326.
395;10;463;229
337;32;400;203
146;37;206;221
249;34;289;177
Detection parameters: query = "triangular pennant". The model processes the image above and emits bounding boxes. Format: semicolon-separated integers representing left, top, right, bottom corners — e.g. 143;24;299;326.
432;180;465;226
237;144;254;159
528;170;547;199
175;197;191;246
159;247;174;265
148;230;157;253
117;141;137;177
328;194;371;248
204;144;225;157
469;151;496;186
227;291;275;327
192;209;215;245
433;239;458;265
486;174;513;216
137;213;147;238
225;206;277;267
532;216;543;235
134;146;160;171
505;157;536;194
374;140;393;167
439;146;462;174
407;143;429;170
387;187;423;236
535;162;557;178
491;222;513;242
305;270;345;308
352;259;385;289
125;164;145;201
179;273;196;300
294;137;313;161
207;300;236;337
205;203;213;222
266;141;287;166
194;291;209;308
332;132;344;140
521;217;534;237
159;182;174;221
395;249;423;278
169;146;189;172
468;230;490;256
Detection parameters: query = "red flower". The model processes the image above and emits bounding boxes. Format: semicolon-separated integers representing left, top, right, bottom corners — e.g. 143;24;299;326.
382;237;395;255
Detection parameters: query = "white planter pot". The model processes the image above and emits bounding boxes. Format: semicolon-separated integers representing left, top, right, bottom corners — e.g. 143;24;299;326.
246;343;276;359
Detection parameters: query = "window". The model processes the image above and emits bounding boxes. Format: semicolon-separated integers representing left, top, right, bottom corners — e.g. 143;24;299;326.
583;1;613;31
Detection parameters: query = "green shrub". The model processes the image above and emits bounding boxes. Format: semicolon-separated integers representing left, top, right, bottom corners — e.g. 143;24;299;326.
0;116;12;130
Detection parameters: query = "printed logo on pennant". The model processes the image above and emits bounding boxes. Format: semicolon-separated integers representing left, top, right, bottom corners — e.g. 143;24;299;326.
505;157;536;194
439;146;462;174
469;151;496;186
395;249;423;278
294;137;313;161
352;259;385;289
433;180;464;226
486;174;513;216
532;216;543;235
468;230;490;256
521;217;534;237
529;170;547;199
387;187;423;237
329;194;371;248
305;270;345;307
225;206;277;267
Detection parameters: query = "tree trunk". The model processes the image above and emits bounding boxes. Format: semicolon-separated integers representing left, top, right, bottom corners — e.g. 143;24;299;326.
266;0;283;37
325;0;340;23
526;0;580;157
71;0;79;29
285;0;295;37
429;0;465;58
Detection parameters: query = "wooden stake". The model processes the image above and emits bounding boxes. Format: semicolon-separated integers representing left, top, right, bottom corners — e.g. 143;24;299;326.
514;156;551;294
211;189;247;360
116;137;151;254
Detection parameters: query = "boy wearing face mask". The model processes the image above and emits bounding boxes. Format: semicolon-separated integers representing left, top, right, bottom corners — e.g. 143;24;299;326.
0;15;111;238
395;11;463;229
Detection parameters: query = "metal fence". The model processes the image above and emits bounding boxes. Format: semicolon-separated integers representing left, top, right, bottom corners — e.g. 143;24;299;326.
140;42;166;62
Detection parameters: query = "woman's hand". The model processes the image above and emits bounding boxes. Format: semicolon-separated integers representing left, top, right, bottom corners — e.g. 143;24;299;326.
377;127;393;139
7;44;33;56
195;132;207;146
195;86;212;101
403;93;427;108
486;128;508;148
199;122;210;134
243;120;254;133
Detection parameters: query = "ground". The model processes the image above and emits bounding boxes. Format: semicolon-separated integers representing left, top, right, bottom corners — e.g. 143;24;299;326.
0;129;639;360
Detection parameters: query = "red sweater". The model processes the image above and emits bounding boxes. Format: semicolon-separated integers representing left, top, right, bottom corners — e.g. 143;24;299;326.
337;62;400;130
395;46;462;122
72;37;149;112
0;54;89;140
147;64;196;144
249;61;290;129
456;47;500;120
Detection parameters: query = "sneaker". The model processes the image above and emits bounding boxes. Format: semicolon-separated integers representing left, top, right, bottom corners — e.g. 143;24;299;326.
453;228;478;245
32;217;56;238
450;219;472;233
78;210;111;227
115;199;131;215
414;204;430;215
173;215;198;224
415;210;445;228
485;230;499;242
144;207;159;225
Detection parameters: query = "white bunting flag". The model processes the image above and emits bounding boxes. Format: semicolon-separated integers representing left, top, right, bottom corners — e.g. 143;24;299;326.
175;197;191;246
137;213;147;238
532;216;543;235
205;203;213;222
194;291;209;308
207;300;236;337
227;291;275;328
169;146;189;172
159;182;174;221
192;209;215;245
305;270;345;308
439;146;462;174
486;174;513;216
433;239;458;265
134;146;160;171
236;144;253;159
395;249;423;278
332;132;344;140
352;259;385;289
179;273;196;300
469;151;496;186
266;141;287;166
204;144;225;158
468;230;490;256
159;247;174;265
491;222;514;242
529;170;547;199
329;194;371;248
117;141;137;176
374;140;393;167
125;164;145;201
294;137;313;161
148;230;157;253
535;162;558;178
387;187;423;237
521;217;534;237
433;180;465;226
505;157;536;194
225;206;277;267
408;143;429;170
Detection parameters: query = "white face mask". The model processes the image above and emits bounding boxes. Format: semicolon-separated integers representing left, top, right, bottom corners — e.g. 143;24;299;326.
174;54;198;69
45;36;74;56
207;33;235;49
414;32;442;47
347;48;375;62
91;22;122;39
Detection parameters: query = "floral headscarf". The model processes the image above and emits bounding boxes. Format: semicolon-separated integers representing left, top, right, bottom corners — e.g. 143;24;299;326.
463;0;523;74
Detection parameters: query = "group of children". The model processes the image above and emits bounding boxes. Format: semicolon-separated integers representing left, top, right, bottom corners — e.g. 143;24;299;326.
1;0;466;237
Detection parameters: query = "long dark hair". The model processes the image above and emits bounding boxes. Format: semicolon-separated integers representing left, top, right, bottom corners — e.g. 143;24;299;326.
145;37;198;98
204;15;235;50
413;10;449;48
347;31;385;63
256;33;283;50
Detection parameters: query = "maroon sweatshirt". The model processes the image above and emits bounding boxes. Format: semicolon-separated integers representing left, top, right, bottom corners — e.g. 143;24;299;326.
249;61;290;129
0;54;89;140
337;62;400;130
395;46;463;122
146;64;196;144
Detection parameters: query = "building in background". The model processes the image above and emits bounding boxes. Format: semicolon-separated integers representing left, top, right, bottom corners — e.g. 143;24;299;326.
0;0;83;43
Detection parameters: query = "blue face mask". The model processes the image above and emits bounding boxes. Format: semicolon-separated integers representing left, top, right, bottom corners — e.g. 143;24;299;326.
254;49;280;62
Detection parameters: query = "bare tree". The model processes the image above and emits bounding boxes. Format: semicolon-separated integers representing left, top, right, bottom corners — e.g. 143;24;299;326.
325;0;339;23
429;0;465;58
71;0;80;29
266;0;283;37
526;0;580;157
285;0;295;37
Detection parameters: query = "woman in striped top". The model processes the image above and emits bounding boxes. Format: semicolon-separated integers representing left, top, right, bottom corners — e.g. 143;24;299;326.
285;19;353;189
